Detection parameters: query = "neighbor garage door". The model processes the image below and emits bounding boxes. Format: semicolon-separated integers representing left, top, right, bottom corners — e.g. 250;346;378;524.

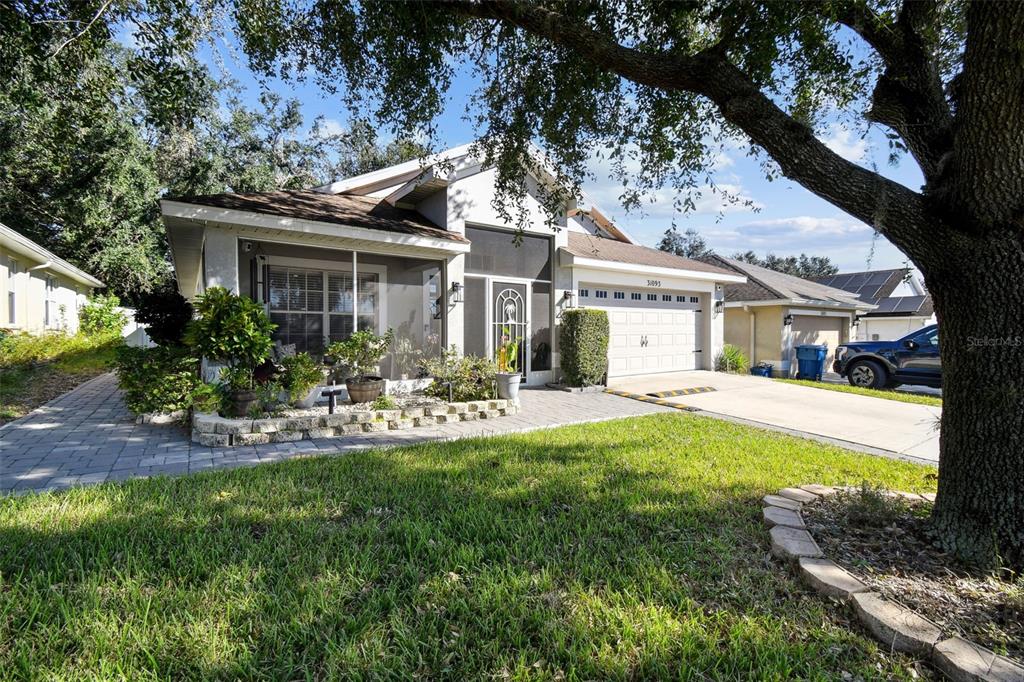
791;315;844;367
579;285;703;378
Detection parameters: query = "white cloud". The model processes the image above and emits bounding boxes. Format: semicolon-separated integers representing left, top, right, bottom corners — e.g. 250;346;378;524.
822;125;867;162
316;118;347;138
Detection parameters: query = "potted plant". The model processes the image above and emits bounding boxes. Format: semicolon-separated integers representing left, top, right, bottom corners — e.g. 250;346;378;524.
326;328;394;403
279;352;325;408
495;327;522;400
184;287;276;417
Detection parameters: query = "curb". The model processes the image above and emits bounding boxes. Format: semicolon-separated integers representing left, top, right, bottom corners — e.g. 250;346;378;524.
603;388;698;411
763;484;1024;680
645;386;716;398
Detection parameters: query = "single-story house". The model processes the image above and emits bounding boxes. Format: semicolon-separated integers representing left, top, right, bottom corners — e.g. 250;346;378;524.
812;268;935;342
703;254;875;376
160;143;745;385
1;221;104;334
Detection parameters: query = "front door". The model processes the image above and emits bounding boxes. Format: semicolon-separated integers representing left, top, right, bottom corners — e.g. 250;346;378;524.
492;281;528;376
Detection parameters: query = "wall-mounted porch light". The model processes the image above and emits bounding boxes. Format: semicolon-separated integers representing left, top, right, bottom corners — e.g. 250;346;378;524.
562;290;576;308
450;281;464;303
853;314;862;327
783;314;794;326
713;299;724;315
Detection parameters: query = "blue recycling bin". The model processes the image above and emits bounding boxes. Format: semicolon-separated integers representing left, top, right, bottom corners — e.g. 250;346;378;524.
795;345;828;381
750;364;773;378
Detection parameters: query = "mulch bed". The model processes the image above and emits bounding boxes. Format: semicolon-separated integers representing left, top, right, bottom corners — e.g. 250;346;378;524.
804;489;1023;660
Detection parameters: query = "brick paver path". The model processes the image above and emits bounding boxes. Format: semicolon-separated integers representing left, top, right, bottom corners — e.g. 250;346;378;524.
1;374;672;494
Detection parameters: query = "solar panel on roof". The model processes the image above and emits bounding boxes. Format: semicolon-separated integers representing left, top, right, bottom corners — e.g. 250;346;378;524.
873;298;899;313
869;272;894;285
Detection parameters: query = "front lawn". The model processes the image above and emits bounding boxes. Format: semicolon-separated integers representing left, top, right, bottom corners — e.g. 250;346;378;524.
0;332;122;424
1;414;936;680
775;378;943;407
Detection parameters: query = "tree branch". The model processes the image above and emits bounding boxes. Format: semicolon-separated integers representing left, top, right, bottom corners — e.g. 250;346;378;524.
48;0;114;58
834;1;953;180
439;0;934;260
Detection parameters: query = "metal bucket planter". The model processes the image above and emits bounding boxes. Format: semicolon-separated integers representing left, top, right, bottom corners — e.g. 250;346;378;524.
228;389;259;417
346;376;385;404
495;372;522;401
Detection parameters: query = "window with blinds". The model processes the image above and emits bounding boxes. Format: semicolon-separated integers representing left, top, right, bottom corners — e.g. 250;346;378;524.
266;266;379;353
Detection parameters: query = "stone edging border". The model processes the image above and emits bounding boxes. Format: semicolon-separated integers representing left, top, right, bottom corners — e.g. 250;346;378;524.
763;485;1024;681
191;398;520;447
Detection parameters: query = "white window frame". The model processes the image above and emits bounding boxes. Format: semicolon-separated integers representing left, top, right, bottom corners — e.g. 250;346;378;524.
6;257;18;326
44;274;59;328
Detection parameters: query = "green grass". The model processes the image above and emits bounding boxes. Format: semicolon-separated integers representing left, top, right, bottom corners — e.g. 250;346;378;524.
0;332;122;423
0;414;937;680
775;378;943;407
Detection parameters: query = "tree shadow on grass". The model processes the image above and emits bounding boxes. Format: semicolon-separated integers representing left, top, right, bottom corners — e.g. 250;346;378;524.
0;425;921;680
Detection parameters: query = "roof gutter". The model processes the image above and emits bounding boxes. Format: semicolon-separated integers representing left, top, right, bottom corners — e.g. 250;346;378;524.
0;224;104;287
561;251;748;284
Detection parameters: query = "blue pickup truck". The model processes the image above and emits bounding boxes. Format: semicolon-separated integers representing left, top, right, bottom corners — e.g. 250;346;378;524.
833;324;941;389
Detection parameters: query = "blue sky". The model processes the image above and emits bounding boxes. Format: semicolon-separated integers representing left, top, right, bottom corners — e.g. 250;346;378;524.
194;30;922;273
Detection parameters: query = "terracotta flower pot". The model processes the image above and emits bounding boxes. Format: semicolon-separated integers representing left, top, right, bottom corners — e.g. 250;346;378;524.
346;376;385;404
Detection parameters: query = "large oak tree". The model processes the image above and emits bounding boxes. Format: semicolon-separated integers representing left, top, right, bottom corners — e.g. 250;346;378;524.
4;0;1022;567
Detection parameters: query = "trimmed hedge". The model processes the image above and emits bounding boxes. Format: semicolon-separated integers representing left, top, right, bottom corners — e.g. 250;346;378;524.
559;308;609;387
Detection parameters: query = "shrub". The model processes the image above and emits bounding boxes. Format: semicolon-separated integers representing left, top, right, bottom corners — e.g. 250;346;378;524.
715;344;749;373
184;287;275;390
424;346;496;402
279;352;324;404
79;294;127;337
0;331;121;368
115;345;202;415
134;283;193;346
559;309;609;387
371;394;397;410
325;328;394;379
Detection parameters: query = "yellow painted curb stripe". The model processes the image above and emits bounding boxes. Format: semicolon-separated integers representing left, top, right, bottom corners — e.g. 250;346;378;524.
604;389;697;411
645;387;716;398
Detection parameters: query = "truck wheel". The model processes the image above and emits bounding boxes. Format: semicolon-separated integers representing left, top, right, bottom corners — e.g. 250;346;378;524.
848;360;887;389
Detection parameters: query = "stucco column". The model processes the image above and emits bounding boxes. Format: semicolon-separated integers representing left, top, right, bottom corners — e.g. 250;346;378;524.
446;253;466;354
203;228;239;294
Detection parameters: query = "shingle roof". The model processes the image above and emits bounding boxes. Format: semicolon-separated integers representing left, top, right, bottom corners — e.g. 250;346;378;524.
564;232;736;276
164;190;468;243
704;255;868;308
812;268;907;303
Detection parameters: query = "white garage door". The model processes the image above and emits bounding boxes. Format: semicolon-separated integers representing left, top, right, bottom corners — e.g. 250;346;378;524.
579;285;703;378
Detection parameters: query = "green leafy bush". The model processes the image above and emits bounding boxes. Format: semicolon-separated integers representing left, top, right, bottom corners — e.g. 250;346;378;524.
184;287;275;389
115;346;202;415
715;344;749;373
279;352;323;404
370;394;397;410
559;309;609;387
79;294;127;337
424;346;496;402
325;328;394;379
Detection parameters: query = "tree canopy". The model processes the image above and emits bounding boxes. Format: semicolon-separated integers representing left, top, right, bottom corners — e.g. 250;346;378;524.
731;251;839;279
657;227;711;260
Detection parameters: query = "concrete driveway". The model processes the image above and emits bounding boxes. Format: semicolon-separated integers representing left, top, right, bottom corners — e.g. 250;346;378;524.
609;371;941;463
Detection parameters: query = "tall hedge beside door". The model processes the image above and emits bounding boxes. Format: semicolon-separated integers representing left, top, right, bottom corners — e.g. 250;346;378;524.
559;309;609;387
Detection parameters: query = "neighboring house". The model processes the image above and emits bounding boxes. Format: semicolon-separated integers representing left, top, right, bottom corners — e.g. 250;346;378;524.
812;268;936;342
703;254;874;376
0;221;104;334
160;143;745;386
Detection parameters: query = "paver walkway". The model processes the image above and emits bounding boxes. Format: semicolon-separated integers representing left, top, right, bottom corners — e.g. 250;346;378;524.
1;374;672;494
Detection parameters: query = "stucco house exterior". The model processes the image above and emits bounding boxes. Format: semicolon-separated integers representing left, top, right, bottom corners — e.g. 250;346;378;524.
704;255;874;376
812;268;936;342
160;144;745;386
1;221;104;334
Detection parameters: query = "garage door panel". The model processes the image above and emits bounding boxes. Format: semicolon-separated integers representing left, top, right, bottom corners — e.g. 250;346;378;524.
582;284;704;378
791;315;845;366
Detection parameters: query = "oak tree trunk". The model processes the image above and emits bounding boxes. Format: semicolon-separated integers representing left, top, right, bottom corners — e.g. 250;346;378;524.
928;228;1024;569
